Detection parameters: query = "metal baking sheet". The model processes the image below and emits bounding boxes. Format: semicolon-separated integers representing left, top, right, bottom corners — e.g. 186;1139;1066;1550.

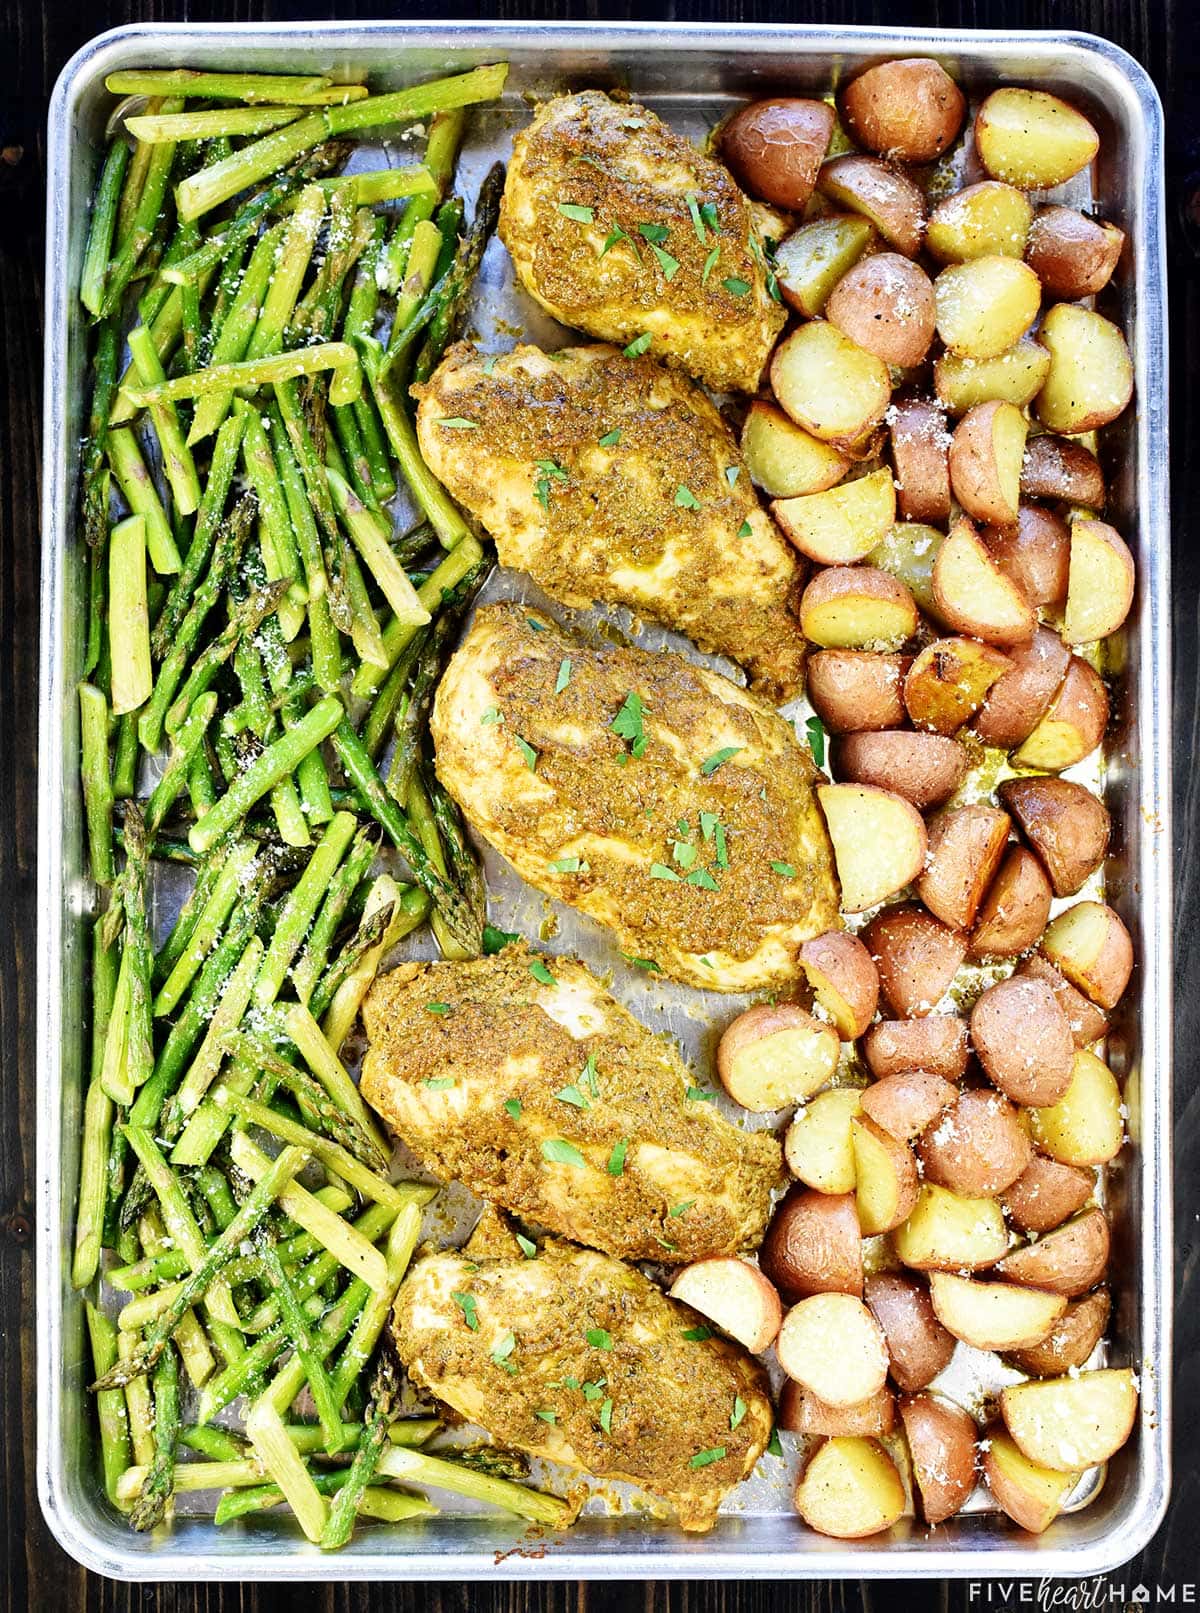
38;20;1171;1580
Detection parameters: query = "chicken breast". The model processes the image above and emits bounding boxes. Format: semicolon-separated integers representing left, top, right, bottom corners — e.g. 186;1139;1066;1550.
414;342;807;701
431;603;840;991
392;1217;774;1531
500;90;785;395
361;947;782;1262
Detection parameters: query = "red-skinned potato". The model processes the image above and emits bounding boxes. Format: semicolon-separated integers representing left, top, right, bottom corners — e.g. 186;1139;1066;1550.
779;1379;896;1438
1008;1288;1111;1377
774;214;877;317
794;1436;906;1539
889;398;952;524
934;256;1042;360
864;903;965;1019
1035;304;1134;435
817;783;928;913
968;846;1053;960
863;1015;970;1081
904;636;1012;735
759;1186;864;1300
771;320;893;448
800;565;920;650
833;730;968;811
807;651;909;734
841;58;965;162
974;87;1100;189
1040;901;1133;1009
719;97;835;210
852;1116;920;1234
827;254;936;368
917;803;1013;930
995;1206;1111;1297
1002;1155;1095;1234
983;506;1071;609
784;1087;862;1194
918;1087;1033;1197
777;1293;890;1406
799;931;880;1039
1028;1049;1124;1167
864;1271;956;1392
817;154;927;258
998;776;1111;898
1063;519;1135;645
772;467;896;565
1012;655;1109;771
861;1070;958;1142
973;626;1071;750
1021;434;1106;509
983;1426;1081;1534
892;1182;1009;1271
668;1257;783;1353
969;975;1075;1106
1026;205;1125;299
932;518;1037;647
927;181;1033;263
949;401;1028;526
717;1003;840;1112
1017;954;1109;1048
928;1272;1066;1352
741;400;851;498
899;1393;978;1525
1000;1369;1138;1473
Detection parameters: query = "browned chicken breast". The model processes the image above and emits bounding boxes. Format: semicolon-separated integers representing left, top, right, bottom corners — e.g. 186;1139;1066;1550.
361;947;782;1262
500;90;785;394
392;1217;774;1531
431;604;840;991
414;342;807;701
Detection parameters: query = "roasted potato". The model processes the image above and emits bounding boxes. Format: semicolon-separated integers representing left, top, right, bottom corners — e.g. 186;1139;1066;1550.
868;521;943;617
799;930;880;1039
760;1185;864;1300
1012;655;1109;770
741;400;851;498
1008;1288;1111;1377
852;1116;920;1235
784;1087;863;1194
983;1427;1081;1534
817;154;927;258
969;974;1075;1106
917;803;1013;930
893;1182;1009;1271
1000;1369;1137;1473
983;505;1071;609
817;782;928;912
949;400;1028;526
717;1003;841;1112
995;1206;1110;1297
864;903;965;1019
1021;433;1106;509
1063;519;1135;644
904;635;1012;735
918;1087;1033;1197
973;626;1071;750
931;518;1036;647
668;1257;783;1353
998;776;1111;898
826;253;936;367
772;467;896;565
841;58;965;162
899;1392;978;1525
927;180;1033;263
929;1272;1066;1352
1028;1049;1124;1168
860;1069;958;1142
1035;304;1134;434
1026;205;1125;299
1040;901;1132;1009
865;1271;956;1392
1018;953;1109;1048
968;846;1053;959
974;87;1100;189
888;398;951;524
934;256;1042;361
774;214;876;317
934;338;1051;415
777;1293;890;1406
863;1015;970;1082
794;1436;906;1539
719;97;835;210
806;650;909;734
1002;1154;1096;1235
834;729;968;811
779;1379;896;1438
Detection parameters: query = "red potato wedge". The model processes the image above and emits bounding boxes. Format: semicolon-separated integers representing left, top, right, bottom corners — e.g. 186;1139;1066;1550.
717;1003;841;1112
932;518;1036;647
983;1427;1081;1534
917;803;1013;931
1008;1288;1111;1377
888;398;952;524
864;903;966;1019
865;1272;956;1392
861;1070;958;1142
1018;953;1109;1048
899;1393;978;1525
968;846;1054;960
974;88;1100;189
1021;434;1106;510
969;975;1075;1106
918;1087;1033;1197
904;636;1012;735
1063;519;1135;645
759;1186;864;1299
834;730;968;812
973;626;1071;750
949;401;1028;526
1012;656;1109;771
1000;1369;1138;1473
719;97;835;210
1002;1155;1095;1235
1035;304;1134;434
929;1272;1066;1352
817;782;928;913
841;58;965;163
1026;206;1125;299
927;181;1033;263
1028;1049;1124;1167
807;651;909;734
995;1206;1110;1298
779;1379;896;1438
983;506;1071;609
1040;901;1133;1009
774;214;877;318
826;254;936;368
668;1257;783;1354
771;320;893;447
777;1293;890;1406
741;400;851;498
892;1182;1009;1271
934;256;1042;360
868;521;943;618
772;467;896;565
998;776;1111;898
799;930;880;1040
934;338;1051;416
794;1436;906;1539
852;1116;920;1235
817;154;927;258
784;1087;863;1194
863;1015;970;1082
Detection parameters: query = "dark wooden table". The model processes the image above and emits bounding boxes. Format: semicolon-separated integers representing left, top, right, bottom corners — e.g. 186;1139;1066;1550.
3;0;1196;1606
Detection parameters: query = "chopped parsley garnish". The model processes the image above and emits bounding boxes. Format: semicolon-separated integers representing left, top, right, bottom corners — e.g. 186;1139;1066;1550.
690;1446;726;1469
599;1397;613;1433
554;658;571;695
700;746;742;776
555;1083;589;1109
556;202;595;222
650;244;680;281
767;1427;784;1459
637;222;670;243
668;1200;695;1218
610;690;647;758
529;959;556;986
534;1408;557;1423
424;1003;452;1017
490;1330;518;1372
516;1233;538;1259
682;1324;713;1342
730;1395;747;1431
451;1291;478;1330
771;860;797;878
479;706;502;725
514;736;539;771
437;416;478;429
623;332;652;358
606;1137;628;1176
805;714;827;769
580;1054;600;1097
701;244;720;286
582;1378;607;1402
623;955;660;973
675;484;700;510
685;867;719;890
737;519;753;538
503;1098;522;1120
685;191;706;242
649;863;680;882
722;276;751;297
549;855;589;874
585;1328;613;1351
598;428;622;447
422;1075;455;1089
700;201;721;233
686;1086;716;1103
483;923;519;954
672;841;697;869
725;465;741;488
541;1137;585;1168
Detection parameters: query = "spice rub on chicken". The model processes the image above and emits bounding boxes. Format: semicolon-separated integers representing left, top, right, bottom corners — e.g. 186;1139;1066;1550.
361;947;782;1262
391;1216;774;1532
499;90;785;395
431;604;840;991
414;342;807;702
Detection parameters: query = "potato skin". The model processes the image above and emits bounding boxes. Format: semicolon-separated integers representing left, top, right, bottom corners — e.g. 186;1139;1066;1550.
1008;1288;1110;1377
968;845;1053;960
860;1069;958;1142
969;975;1075;1106
889;397;952;524
1002;1155;1095;1234
918;1087;1033;1197
778;1379;896;1438
863;1015;970;1082
817;154;928;258
984;506;1071;609
917;803;1013;930
841;58;965;162
827;254;936;368
806;651;908;733
864;903;965;1019
999;776;1111;898
833;730;967;811
1018;954;1109;1048
995;1206;1111;1297
973;627;1071;750
1026;205;1124;299
799;930;880;1040
719;98;835;211
864;1271;956;1392
899;1393;978;1525
759;1186;864;1301
1021;434;1106;510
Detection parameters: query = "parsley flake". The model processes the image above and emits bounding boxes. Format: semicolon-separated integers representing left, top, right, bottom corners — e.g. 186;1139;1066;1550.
771;860;797;878
725;465;741;488
730;1395;747;1431
503;1098;522;1120
514;736;539;771
483;924;519;954
623;333;652;358
722;276;751;297
599;1396;613;1433
479;706;502;726
683;1324;713;1342
557;202;595;222
585;1328;613;1351
529;959;556;986
554;657;572;693
437;416;478;429
490;1330;518;1372
637;222;670;243
690;1446;726;1469
650;863;680;882
685;191;706;242
451;1291;478;1330
737;519;753;538
423;1075;455;1089
555;1083;589;1109
606;1137;629;1176
701;244;720;286
610;690;647;758
685;867;719;890
700;746;742;776
675;484;700;510
805;714;827;769
516;1233;538;1259
541;1137;585;1168
668;1199;695;1218
686;1086;716;1103
598;428;622;447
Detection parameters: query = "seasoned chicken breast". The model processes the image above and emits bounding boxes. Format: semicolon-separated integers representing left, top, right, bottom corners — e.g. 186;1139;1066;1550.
392;1217;773;1531
414;342;807;701
361;947;782;1262
431;603;840;991
500;91;785;394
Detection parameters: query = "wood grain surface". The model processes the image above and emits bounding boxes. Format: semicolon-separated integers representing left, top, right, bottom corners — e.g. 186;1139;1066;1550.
2;0;1194;1605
